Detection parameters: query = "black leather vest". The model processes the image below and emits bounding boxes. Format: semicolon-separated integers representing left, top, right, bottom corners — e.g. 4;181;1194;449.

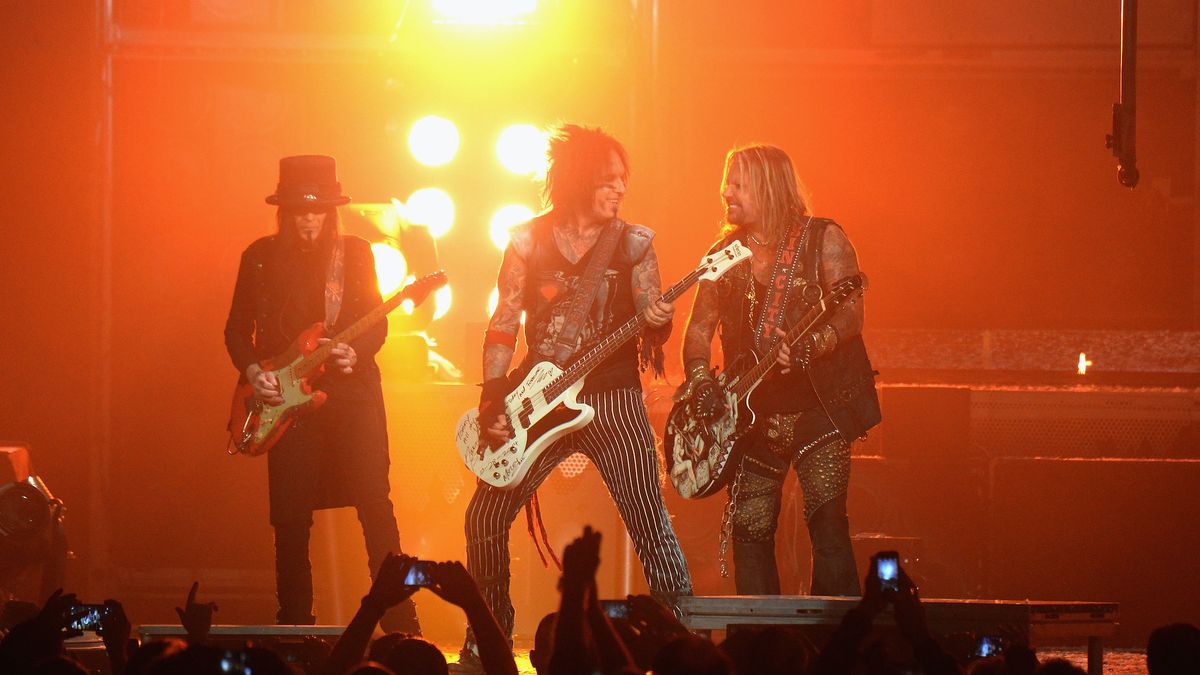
712;219;881;442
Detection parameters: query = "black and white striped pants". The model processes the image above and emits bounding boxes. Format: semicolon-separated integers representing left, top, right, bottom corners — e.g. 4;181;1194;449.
464;387;693;639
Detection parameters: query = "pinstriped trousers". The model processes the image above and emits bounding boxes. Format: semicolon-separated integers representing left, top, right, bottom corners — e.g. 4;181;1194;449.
464;387;693;640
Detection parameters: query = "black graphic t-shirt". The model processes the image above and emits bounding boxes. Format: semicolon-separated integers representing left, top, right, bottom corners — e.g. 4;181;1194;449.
517;219;646;394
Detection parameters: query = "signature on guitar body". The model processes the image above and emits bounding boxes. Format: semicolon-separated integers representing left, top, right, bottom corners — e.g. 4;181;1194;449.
228;270;447;456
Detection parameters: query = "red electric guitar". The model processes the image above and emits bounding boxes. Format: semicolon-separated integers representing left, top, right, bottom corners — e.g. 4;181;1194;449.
227;270;447;456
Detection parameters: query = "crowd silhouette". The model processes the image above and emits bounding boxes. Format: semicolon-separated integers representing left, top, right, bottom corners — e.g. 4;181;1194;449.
2;526;1196;675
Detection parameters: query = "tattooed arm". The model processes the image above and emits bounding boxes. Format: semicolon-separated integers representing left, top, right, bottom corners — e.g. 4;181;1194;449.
681;279;719;373
632;244;673;329
819;224;864;342
482;245;527;381
479;242;527;444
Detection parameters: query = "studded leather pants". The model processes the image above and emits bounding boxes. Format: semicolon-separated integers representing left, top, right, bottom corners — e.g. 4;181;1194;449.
729;411;860;596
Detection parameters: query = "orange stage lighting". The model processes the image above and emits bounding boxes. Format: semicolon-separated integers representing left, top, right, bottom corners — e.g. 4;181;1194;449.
489;203;535;250
408;115;459;167
371;242;408;296
434;285;452;320
433;0;537;25
402;188;455;239
496;124;549;176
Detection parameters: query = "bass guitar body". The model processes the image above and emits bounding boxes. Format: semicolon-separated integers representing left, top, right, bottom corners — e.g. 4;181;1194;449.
229;323;329;457
664;371;762;499
455;361;593;489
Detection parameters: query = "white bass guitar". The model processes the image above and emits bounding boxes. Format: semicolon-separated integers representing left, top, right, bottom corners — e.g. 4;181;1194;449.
455;242;751;489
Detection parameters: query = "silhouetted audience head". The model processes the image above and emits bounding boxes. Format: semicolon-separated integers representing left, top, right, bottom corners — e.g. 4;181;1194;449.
720;625;813;675
652;634;734;675
347;662;396;675
368;632;408;663
529;611;557;674
1147;622;1200;675
379;636;447;675
148;644;290;675
126;638;186;675
31;654;88;674
966;655;1009;675
1035;658;1087;675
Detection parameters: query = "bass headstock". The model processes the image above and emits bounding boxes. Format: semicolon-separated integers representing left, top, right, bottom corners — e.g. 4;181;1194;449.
697;241;752;283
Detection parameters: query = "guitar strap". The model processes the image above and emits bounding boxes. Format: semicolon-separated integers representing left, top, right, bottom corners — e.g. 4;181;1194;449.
751;216;813;355
550;218;625;366
324;234;346;328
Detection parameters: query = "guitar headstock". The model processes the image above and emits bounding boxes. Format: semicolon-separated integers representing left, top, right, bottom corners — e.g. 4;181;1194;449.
697;241;752;282
826;273;867;306
400;270;449;306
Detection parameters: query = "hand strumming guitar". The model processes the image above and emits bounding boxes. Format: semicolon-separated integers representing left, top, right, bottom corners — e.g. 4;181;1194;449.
245;363;283;406
479;377;515;447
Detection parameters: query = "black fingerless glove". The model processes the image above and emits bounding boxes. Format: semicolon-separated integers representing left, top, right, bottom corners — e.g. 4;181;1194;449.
479;377;510;419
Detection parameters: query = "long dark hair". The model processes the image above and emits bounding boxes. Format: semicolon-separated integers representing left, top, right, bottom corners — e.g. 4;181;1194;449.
542;123;630;214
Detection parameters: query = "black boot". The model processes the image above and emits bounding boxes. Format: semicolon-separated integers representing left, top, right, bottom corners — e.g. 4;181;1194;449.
808;495;860;596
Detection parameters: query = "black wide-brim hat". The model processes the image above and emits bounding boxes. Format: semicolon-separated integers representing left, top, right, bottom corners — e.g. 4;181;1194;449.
265;154;351;207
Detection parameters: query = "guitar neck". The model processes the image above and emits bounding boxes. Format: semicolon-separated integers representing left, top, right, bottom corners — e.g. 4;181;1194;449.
545;266;707;401
294;288;411;378
728;299;828;399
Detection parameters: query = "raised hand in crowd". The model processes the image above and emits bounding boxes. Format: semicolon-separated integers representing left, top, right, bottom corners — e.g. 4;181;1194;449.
323;552;419;675
427;560;517;675
583;583;637;674
0;589;80;671
99;599;133;675
615;594;691;670
889;566;961;675
814;553;962;675
550;525;604;675
175;581;217;644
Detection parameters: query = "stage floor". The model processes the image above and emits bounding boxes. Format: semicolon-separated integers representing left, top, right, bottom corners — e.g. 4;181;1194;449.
435;646;1149;675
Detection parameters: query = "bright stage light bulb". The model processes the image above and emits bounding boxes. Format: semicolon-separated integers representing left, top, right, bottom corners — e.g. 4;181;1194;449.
404;188;455;238
434;285;452;320
434;0;537;24
408;116;459;167
372;243;408;296
489;204;535;250
496;124;549;176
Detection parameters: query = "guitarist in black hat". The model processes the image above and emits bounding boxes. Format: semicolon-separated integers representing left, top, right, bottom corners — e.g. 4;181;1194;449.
224;155;420;631
678;144;880;597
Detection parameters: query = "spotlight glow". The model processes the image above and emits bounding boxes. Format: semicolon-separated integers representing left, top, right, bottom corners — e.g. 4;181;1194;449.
433;0;537;25
434;285;452;320
486;287;524;324
408;116;460;167
371;243;408;296
489;204;535;250
496;124;549;176
404;188;455;238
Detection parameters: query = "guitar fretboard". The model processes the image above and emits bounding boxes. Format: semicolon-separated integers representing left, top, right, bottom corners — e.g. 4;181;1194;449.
294;275;440;378
727;275;862;398
542;265;709;402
